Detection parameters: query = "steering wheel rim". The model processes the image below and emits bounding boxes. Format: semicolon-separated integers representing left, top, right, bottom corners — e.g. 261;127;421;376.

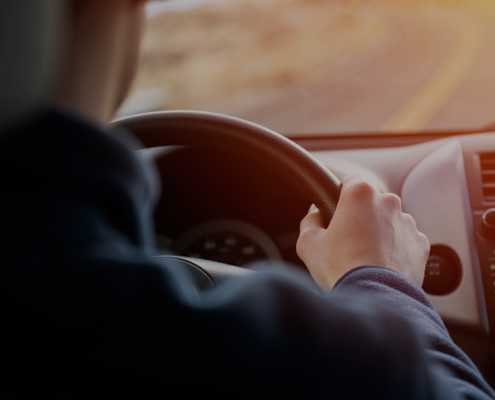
115;110;341;225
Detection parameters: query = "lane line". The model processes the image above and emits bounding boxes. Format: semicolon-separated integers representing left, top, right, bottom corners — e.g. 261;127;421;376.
382;17;482;131
146;0;222;15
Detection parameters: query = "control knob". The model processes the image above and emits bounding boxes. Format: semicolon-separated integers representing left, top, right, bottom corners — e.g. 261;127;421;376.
481;209;495;240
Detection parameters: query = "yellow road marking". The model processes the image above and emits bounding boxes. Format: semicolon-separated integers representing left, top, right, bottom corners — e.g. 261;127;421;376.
382;18;482;131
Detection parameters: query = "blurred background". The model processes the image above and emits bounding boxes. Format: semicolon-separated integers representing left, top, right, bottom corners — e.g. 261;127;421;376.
120;0;495;134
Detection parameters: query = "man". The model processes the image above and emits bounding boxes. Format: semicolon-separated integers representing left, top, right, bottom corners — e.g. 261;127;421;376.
1;0;493;397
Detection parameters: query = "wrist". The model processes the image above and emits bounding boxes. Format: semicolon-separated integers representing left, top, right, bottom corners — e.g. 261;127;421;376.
332;265;394;288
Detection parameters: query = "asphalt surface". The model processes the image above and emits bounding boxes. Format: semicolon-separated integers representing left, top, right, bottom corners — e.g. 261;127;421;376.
232;7;495;134
125;4;495;135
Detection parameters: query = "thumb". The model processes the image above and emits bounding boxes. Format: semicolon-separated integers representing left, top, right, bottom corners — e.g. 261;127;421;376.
300;204;324;234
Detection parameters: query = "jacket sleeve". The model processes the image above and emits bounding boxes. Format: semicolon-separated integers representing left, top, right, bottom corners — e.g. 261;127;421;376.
333;267;495;399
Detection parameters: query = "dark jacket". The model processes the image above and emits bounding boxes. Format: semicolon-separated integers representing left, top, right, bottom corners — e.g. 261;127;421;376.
0;110;493;398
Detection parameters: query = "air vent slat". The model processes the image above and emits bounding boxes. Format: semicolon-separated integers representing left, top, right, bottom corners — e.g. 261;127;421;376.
481;160;495;169
479;152;495;202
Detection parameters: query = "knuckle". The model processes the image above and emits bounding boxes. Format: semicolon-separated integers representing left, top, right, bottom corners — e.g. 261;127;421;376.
382;193;402;211
403;212;417;226
345;180;375;200
417;232;430;254
420;232;431;249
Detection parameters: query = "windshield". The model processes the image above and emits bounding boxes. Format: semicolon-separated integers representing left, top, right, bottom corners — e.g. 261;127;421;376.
121;0;495;135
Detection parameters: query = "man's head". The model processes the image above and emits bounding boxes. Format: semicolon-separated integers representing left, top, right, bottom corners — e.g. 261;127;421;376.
56;0;147;123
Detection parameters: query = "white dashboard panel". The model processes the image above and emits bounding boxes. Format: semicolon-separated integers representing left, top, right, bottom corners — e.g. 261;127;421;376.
313;138;487;330
401;141;485;328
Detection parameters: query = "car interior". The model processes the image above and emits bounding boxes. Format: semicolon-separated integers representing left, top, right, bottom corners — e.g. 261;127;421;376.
119;0;495;384
3;0;494;389
117;104;495;385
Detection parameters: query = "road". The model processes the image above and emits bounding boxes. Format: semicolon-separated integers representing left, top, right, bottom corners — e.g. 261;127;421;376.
146;0;224;15
125;3;495;134
212;6;495;133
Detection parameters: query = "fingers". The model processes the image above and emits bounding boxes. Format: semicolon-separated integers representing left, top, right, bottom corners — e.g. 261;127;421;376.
387;198;428;249
306;176;425;239
340;178;377;202
300;205;324;234
401;211;417;227
382;193;402;211
342;176;376;193
341;178;403;214
297;176;432;289
419;231;431;250
339;179;425;239
401;212;430;252
337;179;377;218
297;205;325;260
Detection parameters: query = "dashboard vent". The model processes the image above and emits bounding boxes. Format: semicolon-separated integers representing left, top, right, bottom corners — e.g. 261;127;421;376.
480;153;495;201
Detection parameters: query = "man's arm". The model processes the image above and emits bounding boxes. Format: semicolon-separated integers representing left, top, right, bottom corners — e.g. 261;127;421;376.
297;178;495;398
334;267;495;399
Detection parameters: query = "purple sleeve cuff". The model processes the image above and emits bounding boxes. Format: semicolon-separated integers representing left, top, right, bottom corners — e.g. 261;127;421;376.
333;265;435;311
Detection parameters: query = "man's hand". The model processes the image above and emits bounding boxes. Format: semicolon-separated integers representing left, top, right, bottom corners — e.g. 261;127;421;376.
296;179;430;290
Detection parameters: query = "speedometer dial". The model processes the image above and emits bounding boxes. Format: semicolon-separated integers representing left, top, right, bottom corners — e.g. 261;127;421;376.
174;220;282;267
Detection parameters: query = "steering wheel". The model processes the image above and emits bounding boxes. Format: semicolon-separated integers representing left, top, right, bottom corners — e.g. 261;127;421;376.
115;111;342;284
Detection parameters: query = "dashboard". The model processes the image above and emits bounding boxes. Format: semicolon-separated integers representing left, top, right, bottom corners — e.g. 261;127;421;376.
145;132;495;339
157;219;283;266
309;134;493;335
151;145;309;269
